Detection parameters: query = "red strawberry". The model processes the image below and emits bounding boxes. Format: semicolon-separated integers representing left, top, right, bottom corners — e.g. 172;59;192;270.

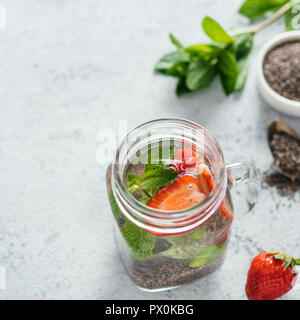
245;251;300;300
147;175;206;211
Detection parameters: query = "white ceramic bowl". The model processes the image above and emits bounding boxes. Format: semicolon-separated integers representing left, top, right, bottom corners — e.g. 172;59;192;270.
258;30;300;117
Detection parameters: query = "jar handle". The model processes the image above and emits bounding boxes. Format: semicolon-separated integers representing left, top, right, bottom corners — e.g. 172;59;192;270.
226;161;261;211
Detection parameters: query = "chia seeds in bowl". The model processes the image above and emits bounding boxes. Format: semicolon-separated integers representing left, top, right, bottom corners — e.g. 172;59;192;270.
263;41;300;102
258;32;300;116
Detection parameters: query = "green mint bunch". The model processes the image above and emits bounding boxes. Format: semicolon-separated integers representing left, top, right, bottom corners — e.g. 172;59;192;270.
155;0;299;98
155;17;254;97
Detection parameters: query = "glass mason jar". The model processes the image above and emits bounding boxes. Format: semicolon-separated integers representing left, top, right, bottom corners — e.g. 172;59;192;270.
106;118;260;292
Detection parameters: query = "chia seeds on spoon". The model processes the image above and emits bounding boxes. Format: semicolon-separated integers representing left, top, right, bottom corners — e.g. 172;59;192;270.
269;132;300;179
264;120;300;197
263;41;300;102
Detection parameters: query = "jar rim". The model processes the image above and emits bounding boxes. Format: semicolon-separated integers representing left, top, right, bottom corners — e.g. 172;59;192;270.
112;118;227;233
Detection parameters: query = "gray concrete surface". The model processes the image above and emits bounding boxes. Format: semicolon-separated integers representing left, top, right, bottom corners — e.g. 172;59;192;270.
0;0;300;300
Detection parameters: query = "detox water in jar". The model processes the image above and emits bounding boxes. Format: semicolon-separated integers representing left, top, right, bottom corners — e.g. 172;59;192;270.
106;119;236;291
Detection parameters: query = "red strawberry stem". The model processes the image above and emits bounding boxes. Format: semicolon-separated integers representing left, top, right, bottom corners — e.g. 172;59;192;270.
268;251;300;269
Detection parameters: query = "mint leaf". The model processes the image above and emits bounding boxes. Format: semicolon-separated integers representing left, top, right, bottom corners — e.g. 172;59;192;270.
162;234;195;260
126;174;141;195
144;160;169;173
218;49;239;78
171;62;188;76
126;145;178;201
202;17;234;44
176;77;191;97
109;191;156;260
218;47;239;95
141;167;178;196
163;229;206;260
186;60;218;91
108;191;122;220
220;73;237;96
162;245;194;260
234;33;254;91
239;0;289;19
169;33;184;50
155;51;189;75
160;61;189;77
139;193;151;205
188;245;226;268
234;33;254;59
144;163;163;173
235;55;252;91
285;2;300;30
121;219;156;260
185;44;221;61
190;228;206;240
126;167;178;199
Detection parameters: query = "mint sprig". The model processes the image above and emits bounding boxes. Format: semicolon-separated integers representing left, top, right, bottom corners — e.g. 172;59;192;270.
126;142;177;202
155;17;253;96
155;0;297;97
141;167;178;195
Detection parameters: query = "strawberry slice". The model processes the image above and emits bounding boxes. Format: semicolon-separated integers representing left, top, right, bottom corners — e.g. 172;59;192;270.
147;175;206;211
172;147;204;174
196;163;233;222
197;164;214;195
174;148;198;167
216;228;230;246
219;198;233;221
